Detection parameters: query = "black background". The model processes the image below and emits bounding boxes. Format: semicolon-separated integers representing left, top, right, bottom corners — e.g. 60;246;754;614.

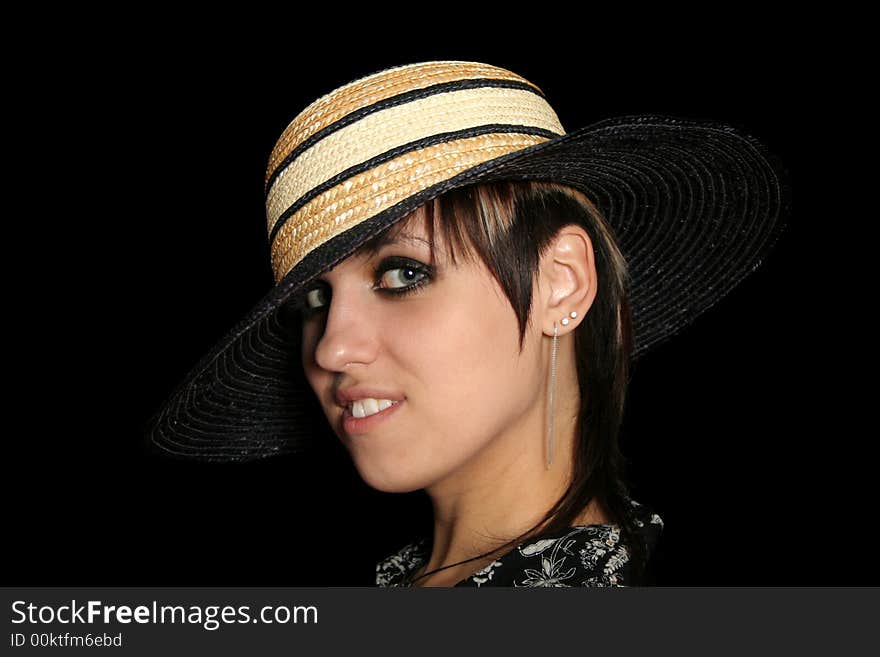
7;14;868;586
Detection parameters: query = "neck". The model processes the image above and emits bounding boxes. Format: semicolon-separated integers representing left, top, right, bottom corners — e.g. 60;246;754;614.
414;350;582;586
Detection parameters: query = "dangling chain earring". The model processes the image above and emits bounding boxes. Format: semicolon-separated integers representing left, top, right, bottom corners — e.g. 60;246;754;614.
547;311;578;469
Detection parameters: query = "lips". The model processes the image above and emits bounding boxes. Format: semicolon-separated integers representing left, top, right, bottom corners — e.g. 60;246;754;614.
335;385;406;409
340;398;405;436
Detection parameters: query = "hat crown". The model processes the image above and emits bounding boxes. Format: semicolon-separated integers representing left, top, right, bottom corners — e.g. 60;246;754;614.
265;61;553;189
262;60;566;283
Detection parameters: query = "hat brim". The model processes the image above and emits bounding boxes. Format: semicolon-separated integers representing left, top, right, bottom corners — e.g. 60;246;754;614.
144;114;792;462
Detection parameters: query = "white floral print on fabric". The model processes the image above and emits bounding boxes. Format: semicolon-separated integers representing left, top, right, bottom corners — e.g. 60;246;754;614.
470;558;505;586
375;537;429;588
376;497;663;587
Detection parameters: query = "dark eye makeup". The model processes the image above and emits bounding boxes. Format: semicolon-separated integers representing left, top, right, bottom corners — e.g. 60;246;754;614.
297;256;433;319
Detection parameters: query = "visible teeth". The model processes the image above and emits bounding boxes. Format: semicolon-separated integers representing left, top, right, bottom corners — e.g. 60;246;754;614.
350;398;397;418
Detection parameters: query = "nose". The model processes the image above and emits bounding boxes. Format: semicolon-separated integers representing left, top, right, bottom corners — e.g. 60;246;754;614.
311;284;379;372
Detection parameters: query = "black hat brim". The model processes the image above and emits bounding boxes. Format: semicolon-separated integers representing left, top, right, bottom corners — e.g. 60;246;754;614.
144;114;792;462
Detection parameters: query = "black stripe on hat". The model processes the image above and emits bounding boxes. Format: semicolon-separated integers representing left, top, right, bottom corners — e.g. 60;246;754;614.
267;123;562;249
265;77;549;197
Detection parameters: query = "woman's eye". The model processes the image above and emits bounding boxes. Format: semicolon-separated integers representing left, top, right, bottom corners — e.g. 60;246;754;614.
304;287;329;311
379;264;427;289
300;258;431;317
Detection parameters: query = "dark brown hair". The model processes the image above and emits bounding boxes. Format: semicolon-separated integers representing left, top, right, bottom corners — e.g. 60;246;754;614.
374;179;650;585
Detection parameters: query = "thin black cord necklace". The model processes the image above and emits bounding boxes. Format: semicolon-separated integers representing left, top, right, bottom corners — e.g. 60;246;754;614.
407;543;511;586
406;514;564;585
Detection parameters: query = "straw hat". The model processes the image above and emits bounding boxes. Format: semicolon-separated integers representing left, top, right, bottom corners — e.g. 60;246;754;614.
144;60;791;462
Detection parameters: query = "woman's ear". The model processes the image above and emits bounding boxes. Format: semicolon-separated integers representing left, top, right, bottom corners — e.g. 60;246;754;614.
538;225;597;337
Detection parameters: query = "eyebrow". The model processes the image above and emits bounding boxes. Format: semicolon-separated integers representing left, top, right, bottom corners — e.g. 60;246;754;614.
358;230;431;258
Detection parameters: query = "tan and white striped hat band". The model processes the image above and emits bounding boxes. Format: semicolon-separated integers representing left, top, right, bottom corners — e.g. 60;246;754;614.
263;61;565;284
145;59;793;462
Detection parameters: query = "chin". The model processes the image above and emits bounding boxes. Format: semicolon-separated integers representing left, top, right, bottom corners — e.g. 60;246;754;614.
353;462;430;494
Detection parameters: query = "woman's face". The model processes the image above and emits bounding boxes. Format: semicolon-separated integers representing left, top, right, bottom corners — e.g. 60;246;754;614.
300;207;547;493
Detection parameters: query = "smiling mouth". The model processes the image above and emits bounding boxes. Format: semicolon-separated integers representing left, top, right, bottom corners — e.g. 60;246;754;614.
345;399;401;419
340;399;404;436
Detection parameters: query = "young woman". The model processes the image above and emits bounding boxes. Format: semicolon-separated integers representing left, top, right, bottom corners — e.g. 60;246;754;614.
302;180;663;587
145;60;790;587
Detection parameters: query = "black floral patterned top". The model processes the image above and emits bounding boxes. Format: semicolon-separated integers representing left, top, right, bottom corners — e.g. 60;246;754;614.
376;498;663;587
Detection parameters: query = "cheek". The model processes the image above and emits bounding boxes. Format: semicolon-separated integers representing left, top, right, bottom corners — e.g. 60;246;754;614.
410;295;531;435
